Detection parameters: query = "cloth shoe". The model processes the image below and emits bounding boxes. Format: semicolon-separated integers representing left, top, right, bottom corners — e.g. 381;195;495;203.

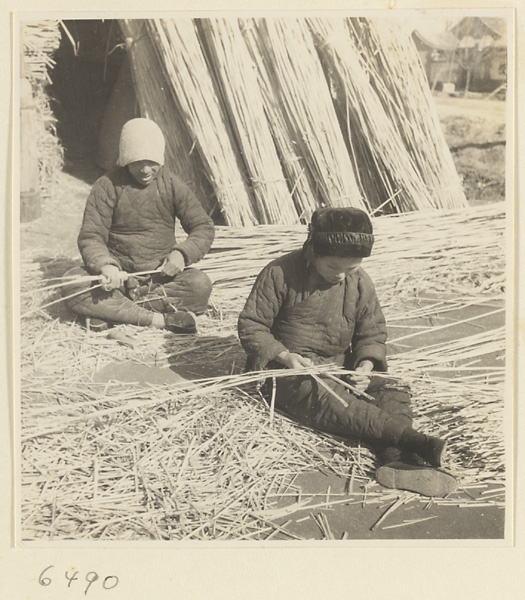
164;311;197;334
376;461;457;498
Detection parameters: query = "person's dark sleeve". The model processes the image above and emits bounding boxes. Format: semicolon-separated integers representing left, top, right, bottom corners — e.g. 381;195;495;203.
77;177;121;274
238;264;289;370
169;175;215;265
346;270;388;371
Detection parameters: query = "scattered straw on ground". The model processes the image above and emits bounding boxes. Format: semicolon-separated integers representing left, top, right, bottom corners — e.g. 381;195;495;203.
19;203;506;541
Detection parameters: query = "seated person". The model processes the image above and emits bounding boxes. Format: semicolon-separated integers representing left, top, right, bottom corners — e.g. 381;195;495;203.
62;118;215;334
238;207;456;497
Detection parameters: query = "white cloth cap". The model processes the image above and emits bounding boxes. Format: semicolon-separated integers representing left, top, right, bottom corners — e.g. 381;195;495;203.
117;118;165;167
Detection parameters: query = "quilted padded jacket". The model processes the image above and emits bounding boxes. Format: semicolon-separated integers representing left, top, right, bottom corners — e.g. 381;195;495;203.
77;166;215;274
238;249;388;372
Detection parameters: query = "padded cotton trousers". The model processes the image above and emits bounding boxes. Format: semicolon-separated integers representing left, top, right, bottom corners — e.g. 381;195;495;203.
264;373;413;449
62;266;212;326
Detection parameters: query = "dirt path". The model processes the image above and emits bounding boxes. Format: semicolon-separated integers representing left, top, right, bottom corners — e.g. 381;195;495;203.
433;94;506;124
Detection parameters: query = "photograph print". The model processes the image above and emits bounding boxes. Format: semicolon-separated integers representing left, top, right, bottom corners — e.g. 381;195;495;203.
16;11;511;543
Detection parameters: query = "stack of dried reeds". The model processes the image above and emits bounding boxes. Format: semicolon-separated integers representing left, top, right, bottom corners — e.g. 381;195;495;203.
240;18;367;214
197;19;299;224
118;20;216;218
197;201;505;311
121;18;258;226
19;203;506;540
116;17;467;225
308;18;468;214
21;20;64;203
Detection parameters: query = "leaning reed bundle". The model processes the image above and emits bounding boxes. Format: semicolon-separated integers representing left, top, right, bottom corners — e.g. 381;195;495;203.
239;20;320;221
119;20;216;218
347;18;467;210
196;19;298;224
308;18;468;213
132;18;258;227
244;18;367;212
21;20;64;203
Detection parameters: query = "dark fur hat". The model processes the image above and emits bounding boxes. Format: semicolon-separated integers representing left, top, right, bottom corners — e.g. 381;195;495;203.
307;207;374;257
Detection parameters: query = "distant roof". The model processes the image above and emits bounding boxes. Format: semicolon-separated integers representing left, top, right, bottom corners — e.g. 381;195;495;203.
412;30;458;51
479;17;507;38
450;16;507;46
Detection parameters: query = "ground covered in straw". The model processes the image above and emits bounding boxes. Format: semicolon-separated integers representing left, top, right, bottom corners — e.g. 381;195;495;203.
19;197;507;541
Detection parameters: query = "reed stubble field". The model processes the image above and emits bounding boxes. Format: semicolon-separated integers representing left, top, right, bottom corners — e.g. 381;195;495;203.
18;93;508;542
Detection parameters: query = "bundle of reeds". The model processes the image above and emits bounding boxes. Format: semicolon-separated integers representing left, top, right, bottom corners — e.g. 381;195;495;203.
239;19;325;221
21;20;64;203
351;18;468;210
19;203;506;540
118;20;217;218
124;18;258;227
242;18;367;213
308;17;468;213
196;19;298;224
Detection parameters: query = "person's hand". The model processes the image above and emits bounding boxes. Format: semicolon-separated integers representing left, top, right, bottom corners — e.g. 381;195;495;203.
347;360;374;392
161;250;185;277
100;264;128;291
276;351;314;370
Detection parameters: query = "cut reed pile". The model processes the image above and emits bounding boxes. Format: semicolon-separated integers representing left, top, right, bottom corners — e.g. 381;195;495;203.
200;201;505;312
19;203;506;540
308;17;468;214
21;20;64;203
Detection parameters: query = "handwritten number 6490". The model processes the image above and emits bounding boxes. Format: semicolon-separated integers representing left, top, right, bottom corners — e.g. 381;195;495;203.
38;565;119;594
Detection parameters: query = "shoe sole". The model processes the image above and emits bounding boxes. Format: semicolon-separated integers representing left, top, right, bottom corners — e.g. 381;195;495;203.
376;465;457;498
167;327;197;334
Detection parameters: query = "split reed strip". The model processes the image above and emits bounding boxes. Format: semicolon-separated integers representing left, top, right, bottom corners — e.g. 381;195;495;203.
147;18;258;227
244;18;367;212
381;515;438;530
370;492;417;531
197;19;298;225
